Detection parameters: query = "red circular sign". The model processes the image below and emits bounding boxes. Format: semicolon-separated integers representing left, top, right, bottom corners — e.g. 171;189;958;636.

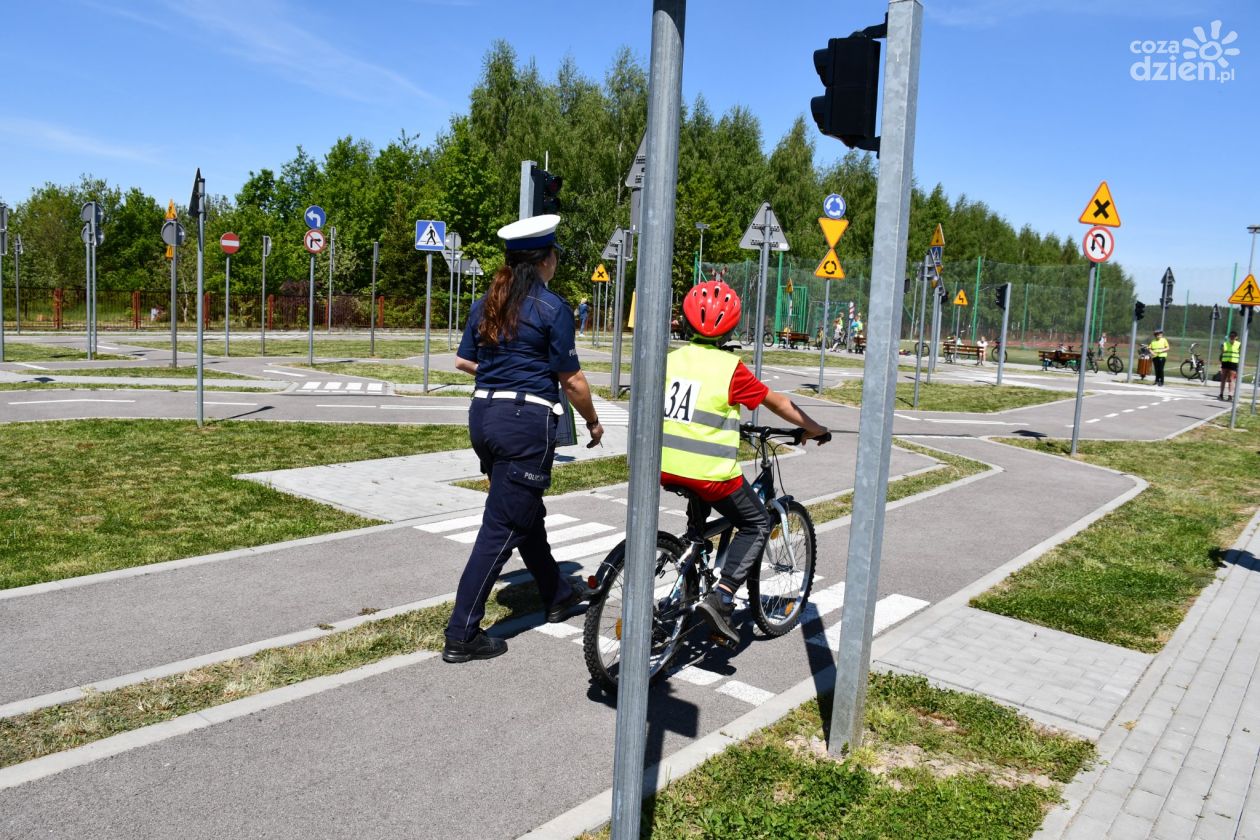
304;228;326;254
220;232;241;254
1082;226;1114;264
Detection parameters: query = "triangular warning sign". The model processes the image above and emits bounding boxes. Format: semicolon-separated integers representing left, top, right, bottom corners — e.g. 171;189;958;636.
165;245;174;260
739;202;790;252
165;199;177;221
416;222;441;248
592;264;610;283
930;224;945;248
1229;274;1259;306
818;217;849;248
1079;181;1120;227
953;290;968;306
814;248;845;280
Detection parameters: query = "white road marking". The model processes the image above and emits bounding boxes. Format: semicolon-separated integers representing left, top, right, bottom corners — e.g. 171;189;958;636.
378;405;466;411
546;522;615;544
1123;409;1134;413
205;401;257;406
1087;418;1101;423
367;383;384;392
1137;405;1148;409
1105;413;1118;418
8;398;135;405
672;665;727;686
447;513;583;544
97;344;120;350
716;680;774;706
807;593;929;650
552;533;627;562
264;369;305;378
324;381;342;390
13;362;47;370
315;404;375;409
346;382;363;391
532;622;581;638
300;381;320;390
416;513;490;533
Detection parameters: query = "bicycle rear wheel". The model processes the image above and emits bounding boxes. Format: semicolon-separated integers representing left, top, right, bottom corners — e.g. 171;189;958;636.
582;532;692;691
762;331;774;348
748;500;816;637
1181;359;1197;380
1108;355;1124;374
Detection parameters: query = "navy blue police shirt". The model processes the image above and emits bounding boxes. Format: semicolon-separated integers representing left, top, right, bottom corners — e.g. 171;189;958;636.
458;284;579;403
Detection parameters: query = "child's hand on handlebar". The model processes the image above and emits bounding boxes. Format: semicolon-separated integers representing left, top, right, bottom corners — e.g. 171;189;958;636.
801;424;830;445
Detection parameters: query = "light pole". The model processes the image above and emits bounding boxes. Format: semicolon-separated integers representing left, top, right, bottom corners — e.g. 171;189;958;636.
1246;224;1259;415
694;221;709;284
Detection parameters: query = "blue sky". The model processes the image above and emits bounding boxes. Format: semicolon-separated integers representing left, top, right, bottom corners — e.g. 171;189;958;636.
1;0;1256;303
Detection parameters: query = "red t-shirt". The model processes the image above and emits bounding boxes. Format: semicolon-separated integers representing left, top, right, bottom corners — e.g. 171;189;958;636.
661;361;770;502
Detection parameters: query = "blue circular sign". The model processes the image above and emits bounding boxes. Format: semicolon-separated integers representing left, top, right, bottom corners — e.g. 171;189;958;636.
823;194;846;219
304;205;326;230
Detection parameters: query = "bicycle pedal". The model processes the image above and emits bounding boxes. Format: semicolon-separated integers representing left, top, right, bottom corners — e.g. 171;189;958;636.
709;633;738;649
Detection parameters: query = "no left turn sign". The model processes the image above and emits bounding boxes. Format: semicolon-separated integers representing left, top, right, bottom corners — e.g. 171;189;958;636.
1082;226;1115;263
304;228;326;254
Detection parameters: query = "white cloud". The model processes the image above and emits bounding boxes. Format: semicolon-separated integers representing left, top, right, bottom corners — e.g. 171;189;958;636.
0;118;161;163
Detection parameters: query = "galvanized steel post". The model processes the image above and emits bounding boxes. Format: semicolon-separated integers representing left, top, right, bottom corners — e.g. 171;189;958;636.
1070;263;1098;455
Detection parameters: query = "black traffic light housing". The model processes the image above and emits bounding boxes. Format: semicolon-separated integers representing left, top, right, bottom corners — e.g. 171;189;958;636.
1134;301;1146;321
811;22;884;153
994;285;1008;310
530;166;562;216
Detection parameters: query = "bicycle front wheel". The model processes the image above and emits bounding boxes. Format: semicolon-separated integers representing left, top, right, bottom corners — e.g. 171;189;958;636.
1181;359;1197;380
582;532;692;692
762;331;774;348
748;500;817;637
1108;355;1124;374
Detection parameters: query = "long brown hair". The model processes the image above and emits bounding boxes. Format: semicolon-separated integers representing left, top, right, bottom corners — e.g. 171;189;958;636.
478;246;553;346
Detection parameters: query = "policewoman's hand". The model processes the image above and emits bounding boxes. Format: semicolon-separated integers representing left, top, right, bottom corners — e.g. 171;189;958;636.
586;421;604;448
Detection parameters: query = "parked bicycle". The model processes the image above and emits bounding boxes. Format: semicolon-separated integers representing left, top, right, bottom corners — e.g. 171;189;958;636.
1180;343;1206;382
1083;348;1100;374
582;424;828;690
741;328;775;348
1106;345;1124;374
989;341;1008;363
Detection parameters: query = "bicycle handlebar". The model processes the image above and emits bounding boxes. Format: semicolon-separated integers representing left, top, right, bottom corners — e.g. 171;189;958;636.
739;423;831;446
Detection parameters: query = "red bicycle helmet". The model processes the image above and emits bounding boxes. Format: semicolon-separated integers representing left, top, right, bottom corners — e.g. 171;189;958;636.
683;280;742;338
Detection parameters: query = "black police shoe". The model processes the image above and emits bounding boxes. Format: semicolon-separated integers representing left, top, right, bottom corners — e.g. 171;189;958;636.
695;590;739;647
442;631;508;663
546;578;595;623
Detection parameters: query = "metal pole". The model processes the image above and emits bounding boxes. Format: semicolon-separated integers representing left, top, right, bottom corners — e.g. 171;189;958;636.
423;252;433;392
195;196;205;427
1181;288;1188;340
611;231;627;396
307;256;315;366
996;283;1011;385
1207;313;1217;392
85;233;92;361
1127;314;1137;384
447;251;454;348
1227;264;1237;334
224;255;231;356
170;242;179;368
970;255;981;342
1230;311;1250;430
455;251;463;337
327;226;335;332
927;286;939;381
817;278;830;391
611;4;684;837
12;239;19;338
0;244;5;363
260;243;267;357
370;241;378;357
1069;263;1098;456
519;160;537;220
912;258;928;407
1021;282;1029;345
829;0;922;756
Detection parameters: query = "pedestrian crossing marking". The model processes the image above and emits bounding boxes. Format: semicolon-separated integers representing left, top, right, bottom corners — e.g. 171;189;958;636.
298;380;388;393
717;680;775;706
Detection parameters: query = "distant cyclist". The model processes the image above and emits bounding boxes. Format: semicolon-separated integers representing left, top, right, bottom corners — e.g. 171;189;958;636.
661;280;829;645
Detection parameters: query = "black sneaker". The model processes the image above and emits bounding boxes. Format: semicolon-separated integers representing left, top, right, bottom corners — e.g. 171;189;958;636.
442;631;508;663
546;578;595;623
695;590;739;647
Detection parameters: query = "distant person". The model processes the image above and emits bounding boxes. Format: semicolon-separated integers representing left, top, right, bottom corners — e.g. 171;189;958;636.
1098;332;1107;355
150;306;159;322
977;335;988;366
831;318;844;351
1149;329;1170;386
577;298;589;336
1219;330;1241;401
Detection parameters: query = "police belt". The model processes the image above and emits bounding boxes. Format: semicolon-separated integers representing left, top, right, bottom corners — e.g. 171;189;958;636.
473;389;561;413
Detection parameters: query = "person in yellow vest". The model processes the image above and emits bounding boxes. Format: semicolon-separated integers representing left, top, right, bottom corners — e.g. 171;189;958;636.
1149;329;1170;386
1219;330;1241;401
661;280;829;645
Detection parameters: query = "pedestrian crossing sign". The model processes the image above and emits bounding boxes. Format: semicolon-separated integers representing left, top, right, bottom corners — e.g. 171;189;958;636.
1229;274;1259;306
953;290;968;306
415;219;447;252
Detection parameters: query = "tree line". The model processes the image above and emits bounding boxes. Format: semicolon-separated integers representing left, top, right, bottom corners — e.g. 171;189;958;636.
2;41;1133;329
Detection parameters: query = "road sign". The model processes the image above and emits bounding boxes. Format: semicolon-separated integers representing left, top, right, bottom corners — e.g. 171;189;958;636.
1229;274;1260;306
304;228;326;254
823;193;846;219
739;202;790;251
953;289;968;306
262;235;272;258
0;231;6;256
814;248;845;279
1212;303;1221;321
624;133;647;189
220;232;240;254
161;220;186;247
80;222;104;246
929;245;943;263
189;168;204;217
818;217;849;247
304;205;326;229
14;234;21;256
415;219;446;252
468;258;483;277
0;203;8;231
602;227;625;261
1079;181;1120;227
930;223;945;248
80;201;103;226
1082;226;1115;263
165;200;177;221
592;264;610;283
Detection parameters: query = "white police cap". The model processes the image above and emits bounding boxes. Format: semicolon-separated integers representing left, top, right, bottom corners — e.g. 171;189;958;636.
498;214;561;251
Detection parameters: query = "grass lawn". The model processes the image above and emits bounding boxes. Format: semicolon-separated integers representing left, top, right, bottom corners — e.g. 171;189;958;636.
127;338;458;359
580;673;1092;840
293;361;473;385
0;583;534;769
1;344;129;362
28;366;250;380
807;381;1070;413
740;348;867;369
0;419;470;589
972;414;1260;652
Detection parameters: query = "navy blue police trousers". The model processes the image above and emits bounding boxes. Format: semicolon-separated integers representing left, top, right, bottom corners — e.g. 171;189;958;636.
444;394;576;643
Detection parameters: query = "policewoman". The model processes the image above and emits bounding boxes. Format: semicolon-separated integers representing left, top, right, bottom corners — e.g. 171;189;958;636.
1149;329;1170;386
443;214;603;663
1220;330;1241;401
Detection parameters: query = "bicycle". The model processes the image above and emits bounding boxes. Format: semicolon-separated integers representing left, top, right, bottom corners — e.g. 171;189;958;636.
1107;345;1124;374
582;424;829;690
988;342;1008;363
1180;343;1206;382
741;328;774;348
1084;348;1100;374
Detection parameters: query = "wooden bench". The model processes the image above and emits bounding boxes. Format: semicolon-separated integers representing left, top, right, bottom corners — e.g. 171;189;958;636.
851;335;866;353
1038;349;1081;370
777;330;812;350
943;342;984;363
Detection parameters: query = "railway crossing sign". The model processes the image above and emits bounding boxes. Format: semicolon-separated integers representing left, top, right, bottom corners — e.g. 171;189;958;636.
953;289;968;306
1082;226;1115;263
219;232;240;254
1229;274;1259;306
304;228;326;254
592;264;610;283
304;205;326;229
1078;181;1121;228
415;219;446;252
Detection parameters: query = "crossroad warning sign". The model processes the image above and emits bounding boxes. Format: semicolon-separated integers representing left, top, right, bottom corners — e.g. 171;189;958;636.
930;224;945;247
1229;274;1259;306
592;264;610;283
953;290;968;306
1078;181;1121;227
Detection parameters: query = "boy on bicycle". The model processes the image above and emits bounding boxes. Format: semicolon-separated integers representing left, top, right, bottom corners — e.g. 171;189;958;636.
661;280;829;645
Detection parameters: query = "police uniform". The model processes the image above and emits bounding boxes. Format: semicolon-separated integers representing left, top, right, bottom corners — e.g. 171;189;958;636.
1150;332;1170;386
444;216;586;650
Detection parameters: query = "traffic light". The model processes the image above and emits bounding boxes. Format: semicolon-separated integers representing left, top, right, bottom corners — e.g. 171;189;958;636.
1134;300;1146;321
994;285;1008;310
811;35;882;152
530;166;562;216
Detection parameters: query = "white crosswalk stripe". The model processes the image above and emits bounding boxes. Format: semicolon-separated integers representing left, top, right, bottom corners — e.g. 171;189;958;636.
298;380;388;393
593;396;630;426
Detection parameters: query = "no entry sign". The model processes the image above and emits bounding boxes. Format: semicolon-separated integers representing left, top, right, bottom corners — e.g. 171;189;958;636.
220;232;241;254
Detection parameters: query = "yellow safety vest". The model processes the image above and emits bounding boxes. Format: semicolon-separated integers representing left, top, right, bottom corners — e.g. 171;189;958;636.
661;343;742;482
1149;337;1169;358
1222;340;1241;364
